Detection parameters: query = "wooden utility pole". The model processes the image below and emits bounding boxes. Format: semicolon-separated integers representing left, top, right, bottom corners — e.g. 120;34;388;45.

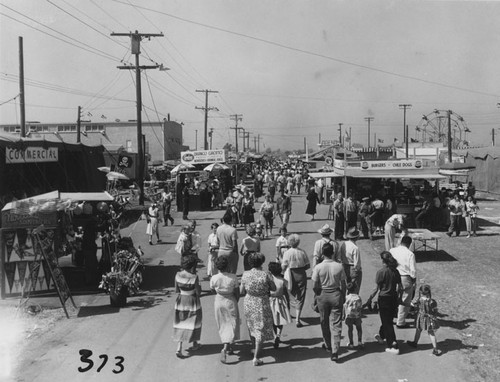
195;129;198;150
112;30;162;205
230;114;243;183
196;89;218;150
19;36;26;137
257;134;261;153
364;117;374;149
399;104;412;159
447;110;453;163
209;128;214;149
338;123;343;147
77;106;81;143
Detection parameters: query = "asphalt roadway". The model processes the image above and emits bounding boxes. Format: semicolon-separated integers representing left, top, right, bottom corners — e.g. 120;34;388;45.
6;193;476;382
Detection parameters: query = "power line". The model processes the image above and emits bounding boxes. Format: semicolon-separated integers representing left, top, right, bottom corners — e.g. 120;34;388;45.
45;0;130;50
0;7;123;63
110;0;500;99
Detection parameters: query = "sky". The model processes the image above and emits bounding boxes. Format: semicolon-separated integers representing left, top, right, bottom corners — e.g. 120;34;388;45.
1;0;500;152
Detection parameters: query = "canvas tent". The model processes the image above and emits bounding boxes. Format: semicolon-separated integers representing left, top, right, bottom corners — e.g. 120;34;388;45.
453;147;500;194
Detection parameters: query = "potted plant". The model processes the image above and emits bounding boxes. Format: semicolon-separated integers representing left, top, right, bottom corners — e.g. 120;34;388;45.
99;238;143;307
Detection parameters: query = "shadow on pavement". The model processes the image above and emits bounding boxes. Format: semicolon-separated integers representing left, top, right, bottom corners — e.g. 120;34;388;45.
141;265;179;290
127;296;166;311
77;304;120;317
477;218;500;227
435;314;476;330
333;341;387;363
439;338;479;355
415;250;457;263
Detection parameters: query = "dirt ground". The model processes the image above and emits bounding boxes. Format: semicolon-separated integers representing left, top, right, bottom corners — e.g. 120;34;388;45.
371;194;500;382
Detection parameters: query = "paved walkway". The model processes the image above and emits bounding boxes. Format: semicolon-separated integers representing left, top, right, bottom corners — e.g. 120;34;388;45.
3;193;470;382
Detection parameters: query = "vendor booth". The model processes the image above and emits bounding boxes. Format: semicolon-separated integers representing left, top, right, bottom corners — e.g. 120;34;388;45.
318;158;446;228
0;191;114;303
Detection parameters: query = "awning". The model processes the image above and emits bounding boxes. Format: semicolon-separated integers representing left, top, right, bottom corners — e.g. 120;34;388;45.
59;192;114;201
346;173;446;179
308;172;343;178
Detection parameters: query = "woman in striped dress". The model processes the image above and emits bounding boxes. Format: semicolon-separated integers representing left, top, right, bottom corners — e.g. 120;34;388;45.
173;254;202;358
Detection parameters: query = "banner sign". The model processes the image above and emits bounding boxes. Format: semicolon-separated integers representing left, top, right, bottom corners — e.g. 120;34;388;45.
181;150;226;165
359;160;423;171
6;146;58;164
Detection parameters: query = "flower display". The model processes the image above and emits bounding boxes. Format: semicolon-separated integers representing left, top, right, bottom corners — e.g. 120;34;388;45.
99;248;143;296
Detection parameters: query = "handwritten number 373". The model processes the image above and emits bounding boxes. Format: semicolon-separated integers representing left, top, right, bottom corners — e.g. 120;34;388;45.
78;349;124;374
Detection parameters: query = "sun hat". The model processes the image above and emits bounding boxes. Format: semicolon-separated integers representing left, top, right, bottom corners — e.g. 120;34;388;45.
346;227;361;239
318;224;333;235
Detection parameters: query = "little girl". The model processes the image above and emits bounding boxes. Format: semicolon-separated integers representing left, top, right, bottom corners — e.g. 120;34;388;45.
207;223;219;278
268;262;291;348
343;281;364;349
406;284;441;356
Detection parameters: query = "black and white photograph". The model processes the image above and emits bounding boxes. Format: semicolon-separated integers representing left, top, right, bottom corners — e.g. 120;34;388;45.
1;1;500;381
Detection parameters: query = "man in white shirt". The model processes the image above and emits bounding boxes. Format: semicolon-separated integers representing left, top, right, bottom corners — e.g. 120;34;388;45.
389;236;416;328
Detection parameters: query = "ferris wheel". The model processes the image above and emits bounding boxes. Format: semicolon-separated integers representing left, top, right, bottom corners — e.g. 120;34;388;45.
415;109;471;148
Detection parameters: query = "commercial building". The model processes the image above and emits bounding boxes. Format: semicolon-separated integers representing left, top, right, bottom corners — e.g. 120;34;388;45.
1;119;185;163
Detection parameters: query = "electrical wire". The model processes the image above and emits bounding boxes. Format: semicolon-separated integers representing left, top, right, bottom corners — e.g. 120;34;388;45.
0;9;121;63
110;0;500;99
45;0;130;51
0;94;19;107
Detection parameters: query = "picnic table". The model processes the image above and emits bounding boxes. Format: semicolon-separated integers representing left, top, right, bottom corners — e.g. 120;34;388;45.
407;228;441;254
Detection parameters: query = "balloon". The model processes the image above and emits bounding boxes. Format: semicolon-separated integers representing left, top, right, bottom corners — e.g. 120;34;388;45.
97;202;109;213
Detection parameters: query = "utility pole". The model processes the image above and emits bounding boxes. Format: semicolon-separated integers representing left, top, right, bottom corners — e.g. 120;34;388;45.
209;128;214;149
112;30;163;205
492;128;496;147
447;110;453;163
195;130;198;150
254;136;257;152
364;117;374;149
230;114;243;184
76;106;90;143
239;128;246;152
338;123;343;147
19;36;26;137
245;132;251;152
196;89;218;150
349;127;352;150
257;134;261;153
399;104;411;159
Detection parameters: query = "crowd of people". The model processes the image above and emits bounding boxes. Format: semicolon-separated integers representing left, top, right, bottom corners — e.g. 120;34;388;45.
135;160;478;365
170;210;441;365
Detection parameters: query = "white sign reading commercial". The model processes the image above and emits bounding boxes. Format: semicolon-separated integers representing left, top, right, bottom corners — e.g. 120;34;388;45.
181;150;226;165
6;146;59;163
360;160;423;170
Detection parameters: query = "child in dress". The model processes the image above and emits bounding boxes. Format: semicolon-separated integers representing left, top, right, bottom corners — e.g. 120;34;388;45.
275;226;290;263
406;284;441;356
207;223;219;278
268;262;291;348
343;281;364;349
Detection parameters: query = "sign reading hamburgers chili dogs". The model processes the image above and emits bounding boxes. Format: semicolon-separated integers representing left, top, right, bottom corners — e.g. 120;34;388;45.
6;146;59;163
360;160;423;171
181;150;226;165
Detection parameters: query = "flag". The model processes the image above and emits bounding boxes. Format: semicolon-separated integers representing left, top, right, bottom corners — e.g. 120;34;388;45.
415;126;421;132
101;114;107;119
87;112;92;117
378;139;384;143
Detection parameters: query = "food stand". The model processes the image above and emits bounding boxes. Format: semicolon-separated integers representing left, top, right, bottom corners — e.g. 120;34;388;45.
176;150;230;212
319;158;446;227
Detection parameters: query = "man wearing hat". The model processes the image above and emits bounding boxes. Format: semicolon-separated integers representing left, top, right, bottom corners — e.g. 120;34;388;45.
312;224;348;271
345;227;362;294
